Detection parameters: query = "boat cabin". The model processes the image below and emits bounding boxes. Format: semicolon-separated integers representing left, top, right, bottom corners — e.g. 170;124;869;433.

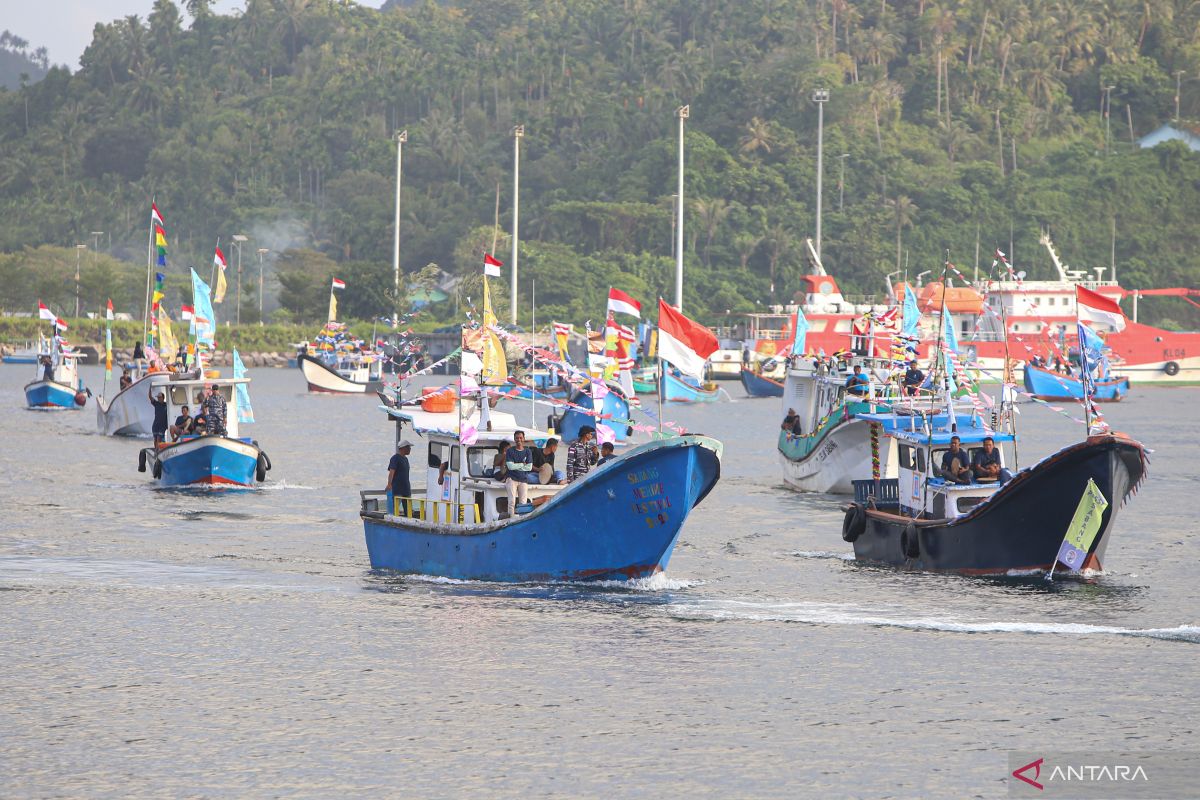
865;424;1015;519
34;342;82;390
154;376;250;439
371;407;569;526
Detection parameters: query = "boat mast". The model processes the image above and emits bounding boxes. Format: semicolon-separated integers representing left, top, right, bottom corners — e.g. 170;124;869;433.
675;105;688;311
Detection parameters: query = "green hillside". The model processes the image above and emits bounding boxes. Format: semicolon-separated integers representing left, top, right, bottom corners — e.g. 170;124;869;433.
1;0;1198;329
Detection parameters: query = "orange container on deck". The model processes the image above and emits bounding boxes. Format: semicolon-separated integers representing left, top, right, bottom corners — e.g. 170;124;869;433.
420;386;456;413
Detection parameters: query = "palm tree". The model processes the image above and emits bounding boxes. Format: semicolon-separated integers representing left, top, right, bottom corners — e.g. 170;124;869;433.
886;195;918;271
692;197;732;266
733;233;762;270
739;117;776;156
763;224;795;301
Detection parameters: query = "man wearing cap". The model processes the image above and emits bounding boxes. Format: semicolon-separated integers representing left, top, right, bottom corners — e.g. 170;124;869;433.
387;439;413;516
203;383;228;436
566;426;599;483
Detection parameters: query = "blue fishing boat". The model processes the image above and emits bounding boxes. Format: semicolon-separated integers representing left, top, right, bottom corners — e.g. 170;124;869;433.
24;336;86;410
1023;364;1129;402
550;381;633;443
739;367;784;398
360;405;722;582
137;373;271;488
661;369;721;403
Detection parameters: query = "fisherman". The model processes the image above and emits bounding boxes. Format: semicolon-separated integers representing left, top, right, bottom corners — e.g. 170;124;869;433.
504;430;538;509
119;369;133;391
972;436;1012;484
903;360;925;397
596;441;616;466
532;437;565;484
148;387;169;446
387;439;413;516
937;436;972;484
203;383;227;436
781;408;803;436
491;440;510;480
133;340;146;372
845;364;870;396
170;405;194;440
566;426;599;482
40;355;53;382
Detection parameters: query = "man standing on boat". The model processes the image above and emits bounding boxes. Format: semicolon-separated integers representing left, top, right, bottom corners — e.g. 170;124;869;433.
387;440;413;516
505;431;538;509
149;387;169;446
203;383;227;436
566;426;599;482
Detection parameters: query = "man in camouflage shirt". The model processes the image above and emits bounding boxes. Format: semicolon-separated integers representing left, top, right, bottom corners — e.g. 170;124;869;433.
565;425;599;482
204;383;228;436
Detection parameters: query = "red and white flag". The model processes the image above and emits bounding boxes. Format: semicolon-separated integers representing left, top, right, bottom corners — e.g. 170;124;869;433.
213;246;227;270
55;317;68;330
180;304;194;321
38;301;56;322
106;299;114;321
657;299;718;379
483;253;503;277
1076;285;1126;332
607;287;641;318
331;277;346;290
151;202;164;226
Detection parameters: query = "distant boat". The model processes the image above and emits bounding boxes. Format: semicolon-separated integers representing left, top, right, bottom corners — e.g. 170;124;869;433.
842;420;1146;574
739;367;784;398
299;352;384;394
97;371;179;436
25;348;86;409
360;405;722;582
631;364;658;394
661;369;720;403
1023;364;1129;402
550;381;633;443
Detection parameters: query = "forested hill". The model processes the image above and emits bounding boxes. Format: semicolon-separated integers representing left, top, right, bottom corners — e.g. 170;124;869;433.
1;0;1198;329
0;31;50;90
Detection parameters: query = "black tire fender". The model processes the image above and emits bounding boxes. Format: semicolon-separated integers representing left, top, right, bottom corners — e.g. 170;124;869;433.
901;522;920;559
151;458;162;479
256;453;268;483
1164;361;1180;376
842;503;866;543
138;450;147;473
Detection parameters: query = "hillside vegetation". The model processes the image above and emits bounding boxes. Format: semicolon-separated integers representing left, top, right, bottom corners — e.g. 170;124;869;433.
1;0;1198;329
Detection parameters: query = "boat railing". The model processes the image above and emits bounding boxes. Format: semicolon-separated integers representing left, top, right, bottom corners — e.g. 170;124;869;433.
359;489;480;524
853;478;900;510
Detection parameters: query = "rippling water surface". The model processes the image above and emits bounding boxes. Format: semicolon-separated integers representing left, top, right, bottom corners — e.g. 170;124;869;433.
2;364;1197;798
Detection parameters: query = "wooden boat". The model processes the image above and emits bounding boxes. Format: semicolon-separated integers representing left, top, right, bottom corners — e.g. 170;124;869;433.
299;352;384;394
842;421;1146;574
137;375;271;487
360;406;722;582
97;370;190;436
25;346;86;410
739;367;784;398
1023;364;1130;402
549;381;633;443
661;369;721;403
632;364;658;394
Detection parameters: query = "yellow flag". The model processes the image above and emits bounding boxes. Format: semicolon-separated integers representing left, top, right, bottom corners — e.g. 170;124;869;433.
214;268;228;304
157;307;179;362
480;277;508;386
328;292;337;322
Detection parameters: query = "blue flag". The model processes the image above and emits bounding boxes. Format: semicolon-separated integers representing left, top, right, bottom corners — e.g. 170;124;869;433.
190;269;217;348
232;349;255;424
941;305;958;353
902;285;920;338
790;305;809;357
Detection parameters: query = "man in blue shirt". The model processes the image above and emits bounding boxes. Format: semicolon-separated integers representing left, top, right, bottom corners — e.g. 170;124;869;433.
387;439;413;516
971;437;1012;483
845;364;870;396
505;430;538;511
903;360;925;396
938;436;972;484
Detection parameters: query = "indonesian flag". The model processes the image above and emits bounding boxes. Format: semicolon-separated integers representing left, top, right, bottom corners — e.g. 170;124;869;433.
56;317;68;331
213;247;228;303
151;202;164;226
1076;285;1126;332
657;298;718;379
38;301;56;321
607;287;641;318
331;277;346;290
106;299;114;321
483;253;503;277
180;304;194;321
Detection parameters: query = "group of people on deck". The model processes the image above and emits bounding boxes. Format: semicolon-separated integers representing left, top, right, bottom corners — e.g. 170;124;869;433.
148;383;228;445
499;426;616;511
842;360;929;398
937;435;1012;485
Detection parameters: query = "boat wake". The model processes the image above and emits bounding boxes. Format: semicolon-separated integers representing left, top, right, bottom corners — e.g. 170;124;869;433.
667;598;1200;643
789;550;856;562
259;480;316;491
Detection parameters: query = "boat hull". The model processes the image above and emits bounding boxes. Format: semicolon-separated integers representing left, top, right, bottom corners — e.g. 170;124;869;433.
96;374;168;436
362;435;722;582
1022;365;1129;401
778;417;897;494
300;354;383;394
739;368;784;398
24;380;82;409
851;434;1146;573
556;390;632;443
144;436;264;487
662;370;721;403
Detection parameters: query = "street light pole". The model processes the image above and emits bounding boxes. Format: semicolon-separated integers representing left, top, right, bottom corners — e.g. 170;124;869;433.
675;104;689;311
75;244;87;318
90;231;104;267
511;124;523;326
1175;71;1185;122
812;89;829;260
393;129;407;326
257;248;269;325
837;153;849;211
1103;85;1116;155
232;234;248;326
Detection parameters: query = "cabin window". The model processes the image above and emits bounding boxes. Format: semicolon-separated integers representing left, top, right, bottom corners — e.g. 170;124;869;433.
898;444;914;470
169;386;190;405
915;448;926;472
451;445;461;471
958;496;986;513
466;446;501;478
428;441;450;469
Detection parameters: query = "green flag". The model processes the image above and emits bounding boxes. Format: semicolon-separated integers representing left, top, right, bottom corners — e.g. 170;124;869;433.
1055;478;1109;571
